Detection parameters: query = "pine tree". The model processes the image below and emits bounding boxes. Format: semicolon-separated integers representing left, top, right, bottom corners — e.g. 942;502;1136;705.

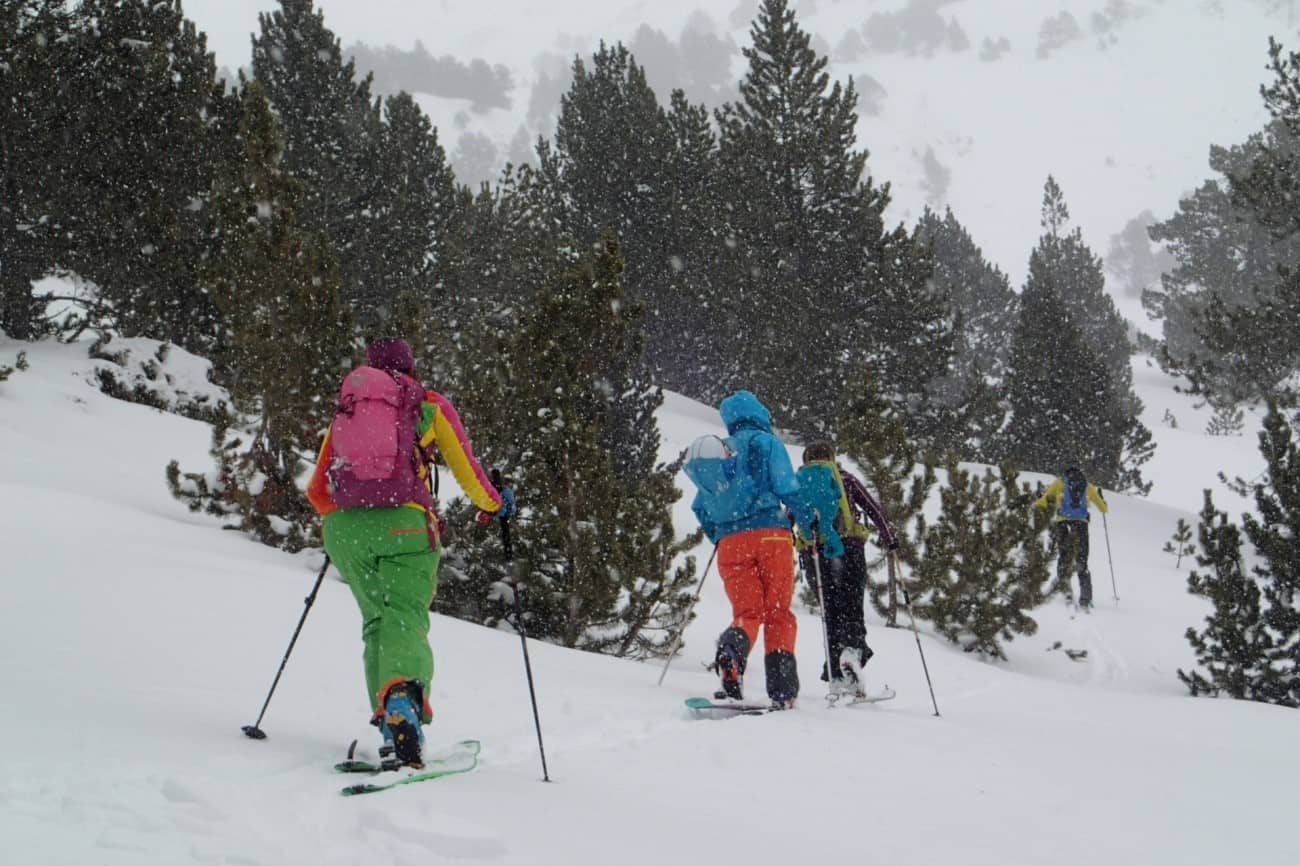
552;43;670;253
0;0;72;340
63;1;233;351
1205;401;1246;436
4;1;231;350
1037;177;1134;399
1229;405;1300;705
835;363;936;625
168;82;352;551
914;206;1017;386
714;0;947;440
1178;491;1274;700
1143;126;1300;402
435;239;702;656
252;0;388;325
548;44;727;402
358;92;458;324
912;206;1015;459
1145;36;1300;405
1000;250;1121;482
1000;179;1151;491
911;459;1054;659
1163;517;1195;569
652;89;726;400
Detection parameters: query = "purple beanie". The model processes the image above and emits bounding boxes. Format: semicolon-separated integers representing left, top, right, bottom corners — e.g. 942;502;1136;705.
366;337;415;374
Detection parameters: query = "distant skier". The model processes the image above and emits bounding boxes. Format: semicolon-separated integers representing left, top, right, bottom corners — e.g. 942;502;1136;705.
307;337;509;768
684;390;816;710
795;442;899;698
1033;465;1108;609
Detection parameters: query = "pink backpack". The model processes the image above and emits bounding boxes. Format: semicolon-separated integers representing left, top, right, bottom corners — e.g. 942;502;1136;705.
327;366;434;509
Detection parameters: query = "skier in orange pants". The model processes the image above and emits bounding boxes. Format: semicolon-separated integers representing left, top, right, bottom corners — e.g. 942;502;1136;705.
685;391;815;709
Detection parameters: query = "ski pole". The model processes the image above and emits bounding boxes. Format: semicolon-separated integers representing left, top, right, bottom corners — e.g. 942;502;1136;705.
891;552;940;717
656;544;718;686
242;555;331;740
1102;511;1119;603
809;544;839;703
494;469;550;783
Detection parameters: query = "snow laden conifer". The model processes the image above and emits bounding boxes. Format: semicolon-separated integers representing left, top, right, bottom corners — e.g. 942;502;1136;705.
1182;404;1300;706
0;0;74;340
1177;492;1273;700
1225;405;1300;704
166;82;352;552
912;206;1016;460
714;0;951;442
547;42;726;402
0;351;28;384
909;458;1053;659
0;0;232;351
1001;177;1152;492
436;239;702;658
1145;37;1300;406
1163;518;1195;569
835;363;936;625
252;0;387;326
361;91;459;319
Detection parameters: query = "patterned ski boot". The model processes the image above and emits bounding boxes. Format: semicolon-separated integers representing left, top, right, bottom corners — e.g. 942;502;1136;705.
839;646;874;699
712;627;751;701
712;644;745;701
380;682;426;769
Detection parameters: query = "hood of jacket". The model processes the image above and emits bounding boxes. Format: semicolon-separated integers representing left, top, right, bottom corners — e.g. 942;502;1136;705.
719;390;773;435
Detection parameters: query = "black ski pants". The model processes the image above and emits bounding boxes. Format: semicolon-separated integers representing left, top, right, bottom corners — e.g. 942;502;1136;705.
1054;519;1093;605
801;540;870;680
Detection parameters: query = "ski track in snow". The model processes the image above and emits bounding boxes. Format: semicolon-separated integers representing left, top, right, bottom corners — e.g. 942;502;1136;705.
2;337;1298;866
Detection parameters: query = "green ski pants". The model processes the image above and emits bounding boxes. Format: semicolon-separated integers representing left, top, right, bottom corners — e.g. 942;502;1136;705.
323;507;440;721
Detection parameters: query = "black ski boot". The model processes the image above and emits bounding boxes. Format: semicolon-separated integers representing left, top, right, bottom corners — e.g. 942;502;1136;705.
1078;572;1094;610
766;649;799;709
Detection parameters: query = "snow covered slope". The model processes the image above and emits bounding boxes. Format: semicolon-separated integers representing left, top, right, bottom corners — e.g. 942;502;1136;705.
184;0;1287;294
1;337;1295;866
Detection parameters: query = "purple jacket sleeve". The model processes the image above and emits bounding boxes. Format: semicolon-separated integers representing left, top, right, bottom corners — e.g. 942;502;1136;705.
841;468;898;548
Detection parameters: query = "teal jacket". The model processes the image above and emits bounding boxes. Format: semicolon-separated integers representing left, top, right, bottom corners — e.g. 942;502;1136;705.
690;391;815;543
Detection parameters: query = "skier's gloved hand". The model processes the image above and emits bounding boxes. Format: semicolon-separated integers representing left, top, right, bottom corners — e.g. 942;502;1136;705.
475;509;494;525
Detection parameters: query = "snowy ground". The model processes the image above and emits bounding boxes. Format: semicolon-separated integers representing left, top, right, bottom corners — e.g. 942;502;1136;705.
1;337;1296;866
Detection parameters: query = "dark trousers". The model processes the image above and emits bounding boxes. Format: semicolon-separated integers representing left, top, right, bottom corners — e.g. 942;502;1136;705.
802;541;870;680
1055;520;1093;605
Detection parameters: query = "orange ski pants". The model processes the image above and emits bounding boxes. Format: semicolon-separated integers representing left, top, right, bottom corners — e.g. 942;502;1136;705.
717;527;798;656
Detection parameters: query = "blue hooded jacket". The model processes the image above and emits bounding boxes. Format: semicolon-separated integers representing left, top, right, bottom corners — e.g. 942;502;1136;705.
690;391;815;544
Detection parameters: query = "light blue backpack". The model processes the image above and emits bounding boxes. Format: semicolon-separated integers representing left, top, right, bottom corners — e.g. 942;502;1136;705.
795;462;845;559
684;434;763;526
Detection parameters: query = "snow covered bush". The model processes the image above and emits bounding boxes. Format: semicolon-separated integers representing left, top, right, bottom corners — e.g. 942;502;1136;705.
908;459;1054;659
0;350;28;384
87;334;226;423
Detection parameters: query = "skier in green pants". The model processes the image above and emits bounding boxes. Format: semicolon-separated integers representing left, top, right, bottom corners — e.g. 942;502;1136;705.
308;337;509;767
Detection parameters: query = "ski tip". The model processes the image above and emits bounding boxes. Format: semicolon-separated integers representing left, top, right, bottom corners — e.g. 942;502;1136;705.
684;697;715;710
340;783;376;797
